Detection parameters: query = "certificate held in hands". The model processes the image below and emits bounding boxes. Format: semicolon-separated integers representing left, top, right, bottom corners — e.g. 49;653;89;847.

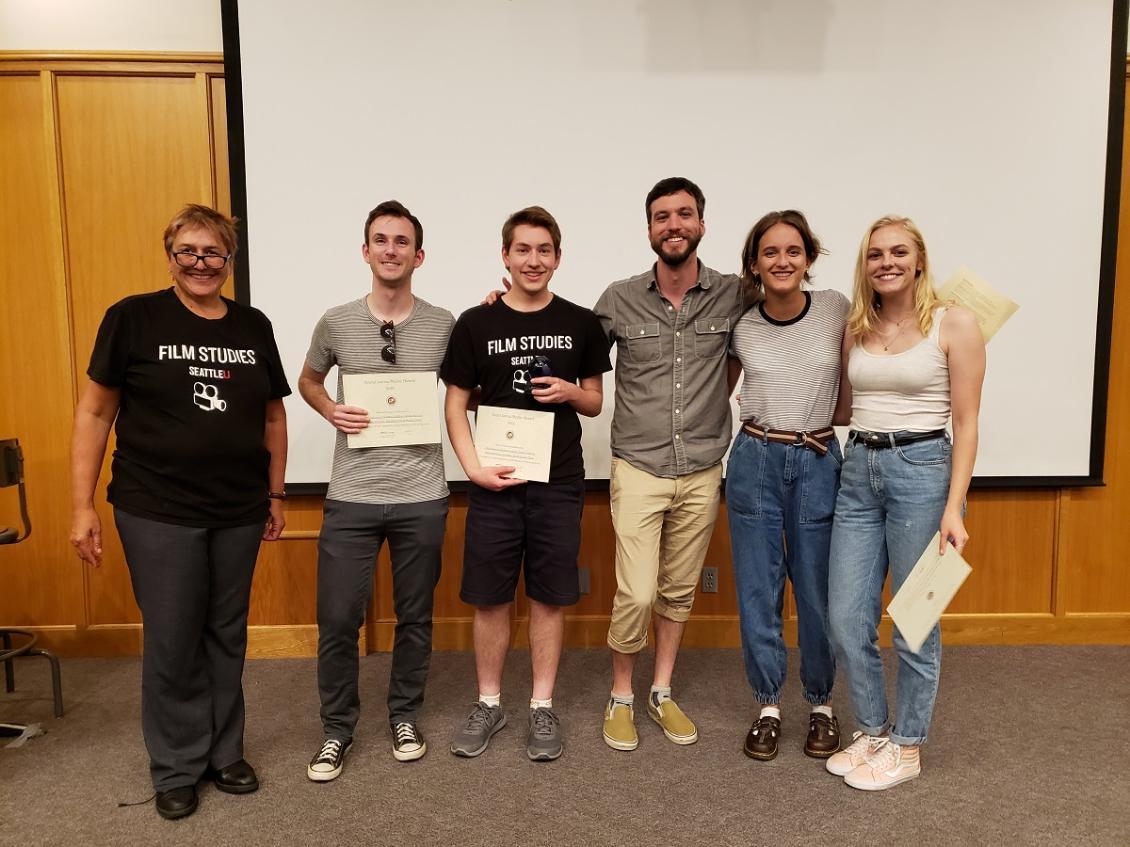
886;532;972;654
474;405;555;483
342;372;442;448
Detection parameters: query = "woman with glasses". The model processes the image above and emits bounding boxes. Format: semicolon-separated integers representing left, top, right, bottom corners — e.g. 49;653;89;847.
69;204;290;820
824;216;984;790
725;210;850;764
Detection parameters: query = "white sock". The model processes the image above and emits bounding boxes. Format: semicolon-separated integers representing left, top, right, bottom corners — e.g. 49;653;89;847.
759;705;781;720
479;692;501;708
650;686;672;705
811;704;833;718
611;692;634;706
530;698;552;710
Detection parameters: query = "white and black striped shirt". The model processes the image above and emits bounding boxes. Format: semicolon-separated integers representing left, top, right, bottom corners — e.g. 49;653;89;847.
306;296;455;504
730;288;848;432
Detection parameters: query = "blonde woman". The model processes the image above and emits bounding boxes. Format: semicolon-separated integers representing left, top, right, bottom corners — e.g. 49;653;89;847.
825;216;984;790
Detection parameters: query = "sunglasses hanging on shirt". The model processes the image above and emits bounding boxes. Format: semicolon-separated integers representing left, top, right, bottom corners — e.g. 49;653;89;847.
380;320;396;364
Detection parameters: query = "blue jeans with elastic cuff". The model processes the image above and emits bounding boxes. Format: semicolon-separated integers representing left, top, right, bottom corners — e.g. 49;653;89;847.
828;432;952;746
725;430;841;706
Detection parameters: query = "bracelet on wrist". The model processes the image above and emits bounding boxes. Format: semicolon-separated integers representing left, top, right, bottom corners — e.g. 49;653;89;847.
267;491;287;500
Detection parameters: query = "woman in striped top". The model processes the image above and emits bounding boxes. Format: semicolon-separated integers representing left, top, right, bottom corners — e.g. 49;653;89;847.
824;216;985;791
725;210;851;763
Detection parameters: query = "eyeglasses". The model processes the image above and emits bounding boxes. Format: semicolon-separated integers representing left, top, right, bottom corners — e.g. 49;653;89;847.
380;321;396;364
173;250;231;269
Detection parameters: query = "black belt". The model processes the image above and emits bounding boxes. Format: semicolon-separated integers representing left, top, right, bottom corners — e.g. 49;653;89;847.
847;429;947;449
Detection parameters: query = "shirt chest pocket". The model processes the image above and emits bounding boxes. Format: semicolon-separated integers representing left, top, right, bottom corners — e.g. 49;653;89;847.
693;317;729;359
624;322;661;363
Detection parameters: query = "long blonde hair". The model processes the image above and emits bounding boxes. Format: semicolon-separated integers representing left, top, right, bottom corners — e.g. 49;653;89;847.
846;216;939;339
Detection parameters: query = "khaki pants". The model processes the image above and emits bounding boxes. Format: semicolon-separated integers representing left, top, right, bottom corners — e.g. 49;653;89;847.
606;459;722;654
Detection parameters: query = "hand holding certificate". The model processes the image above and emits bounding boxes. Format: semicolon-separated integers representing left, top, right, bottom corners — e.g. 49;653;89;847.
342;372;442;448
474;405;555;483
886;532;972;654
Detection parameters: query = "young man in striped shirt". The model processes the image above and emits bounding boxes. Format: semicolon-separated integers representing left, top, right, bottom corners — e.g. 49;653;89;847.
299;201;455;781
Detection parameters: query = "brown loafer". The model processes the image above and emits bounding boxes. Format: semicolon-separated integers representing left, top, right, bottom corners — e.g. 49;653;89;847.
804;712;840;758
743;715;780;761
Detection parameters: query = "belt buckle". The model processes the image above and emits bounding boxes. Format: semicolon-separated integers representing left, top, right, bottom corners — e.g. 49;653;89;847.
863;431;882;446
793;431;807;446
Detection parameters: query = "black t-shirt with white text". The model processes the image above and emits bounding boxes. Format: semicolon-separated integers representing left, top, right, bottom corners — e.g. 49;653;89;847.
441;295;611;483
87;288;291;527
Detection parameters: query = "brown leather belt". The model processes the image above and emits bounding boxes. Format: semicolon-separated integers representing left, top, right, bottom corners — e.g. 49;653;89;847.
741;422;837;456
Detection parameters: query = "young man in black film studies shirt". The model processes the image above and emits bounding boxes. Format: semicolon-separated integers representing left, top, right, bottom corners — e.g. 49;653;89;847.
441;206;611;762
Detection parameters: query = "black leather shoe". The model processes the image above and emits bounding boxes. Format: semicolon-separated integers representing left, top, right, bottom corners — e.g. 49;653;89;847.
804;712;840;758
206;759;260;794
155;785;198;820
743;715;781;761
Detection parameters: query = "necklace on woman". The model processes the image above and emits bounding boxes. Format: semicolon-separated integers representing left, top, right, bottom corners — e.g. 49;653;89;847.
878;313;912;352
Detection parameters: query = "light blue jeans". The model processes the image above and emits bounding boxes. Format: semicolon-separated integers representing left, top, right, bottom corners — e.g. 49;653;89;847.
828;432;952;746
726;431;841;705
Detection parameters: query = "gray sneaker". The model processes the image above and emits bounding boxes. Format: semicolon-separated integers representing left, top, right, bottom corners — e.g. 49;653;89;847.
527;706;562;761
449;702;507;757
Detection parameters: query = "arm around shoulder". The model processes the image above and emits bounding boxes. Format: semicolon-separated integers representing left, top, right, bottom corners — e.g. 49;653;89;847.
833;326;854;426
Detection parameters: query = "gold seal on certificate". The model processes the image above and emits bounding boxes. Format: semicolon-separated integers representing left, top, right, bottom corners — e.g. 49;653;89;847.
341;372;442;448
886;532;973;654
474;405;555;483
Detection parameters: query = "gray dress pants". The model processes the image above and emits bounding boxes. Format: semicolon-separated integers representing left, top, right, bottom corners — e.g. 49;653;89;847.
316;497;447;740
115;509;262;791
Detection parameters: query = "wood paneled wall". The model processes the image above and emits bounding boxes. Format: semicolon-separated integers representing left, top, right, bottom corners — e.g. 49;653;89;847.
1;52;1128;658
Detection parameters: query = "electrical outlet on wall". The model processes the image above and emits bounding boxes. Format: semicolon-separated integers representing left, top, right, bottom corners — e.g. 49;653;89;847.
701;566;718;593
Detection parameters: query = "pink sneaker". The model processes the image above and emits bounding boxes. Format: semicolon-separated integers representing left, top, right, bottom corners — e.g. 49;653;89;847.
843;741;921;791
825;731;886;776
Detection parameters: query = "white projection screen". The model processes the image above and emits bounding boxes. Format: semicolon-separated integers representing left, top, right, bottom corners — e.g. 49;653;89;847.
222;0;1125;490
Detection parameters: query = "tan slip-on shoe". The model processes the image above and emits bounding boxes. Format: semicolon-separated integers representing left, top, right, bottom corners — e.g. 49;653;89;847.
602;700;638;751
647;697;698;745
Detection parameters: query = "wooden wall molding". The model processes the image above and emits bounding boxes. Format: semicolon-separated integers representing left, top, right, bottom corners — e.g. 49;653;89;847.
0;51;223;69
13;613;1128;661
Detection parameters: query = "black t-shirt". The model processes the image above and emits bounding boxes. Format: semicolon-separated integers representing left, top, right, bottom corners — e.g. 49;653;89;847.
87;288;292;527
441;295;611;483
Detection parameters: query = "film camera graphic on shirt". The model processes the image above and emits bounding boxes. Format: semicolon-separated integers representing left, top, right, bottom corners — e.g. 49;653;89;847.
193;382;228;412
512;355;553;395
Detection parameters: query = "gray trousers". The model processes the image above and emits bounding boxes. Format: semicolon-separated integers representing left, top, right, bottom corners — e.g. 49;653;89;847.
114;509;262;791
317;497;447;740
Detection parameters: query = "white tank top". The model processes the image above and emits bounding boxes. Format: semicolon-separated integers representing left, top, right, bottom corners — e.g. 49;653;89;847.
848;307;950;433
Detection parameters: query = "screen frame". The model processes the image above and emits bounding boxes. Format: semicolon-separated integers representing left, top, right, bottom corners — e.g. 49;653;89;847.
220;0;1128;493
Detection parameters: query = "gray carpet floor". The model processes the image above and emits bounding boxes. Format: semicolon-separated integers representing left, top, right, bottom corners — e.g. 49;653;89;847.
1;646;1128;846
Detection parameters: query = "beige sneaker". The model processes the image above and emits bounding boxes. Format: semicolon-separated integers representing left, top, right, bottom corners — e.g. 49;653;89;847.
647;695;698;745
602;700;638;751
843;740;920;791
826;731;886;776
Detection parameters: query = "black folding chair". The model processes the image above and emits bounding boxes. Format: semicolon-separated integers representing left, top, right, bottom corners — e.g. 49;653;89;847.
1;438;63;742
